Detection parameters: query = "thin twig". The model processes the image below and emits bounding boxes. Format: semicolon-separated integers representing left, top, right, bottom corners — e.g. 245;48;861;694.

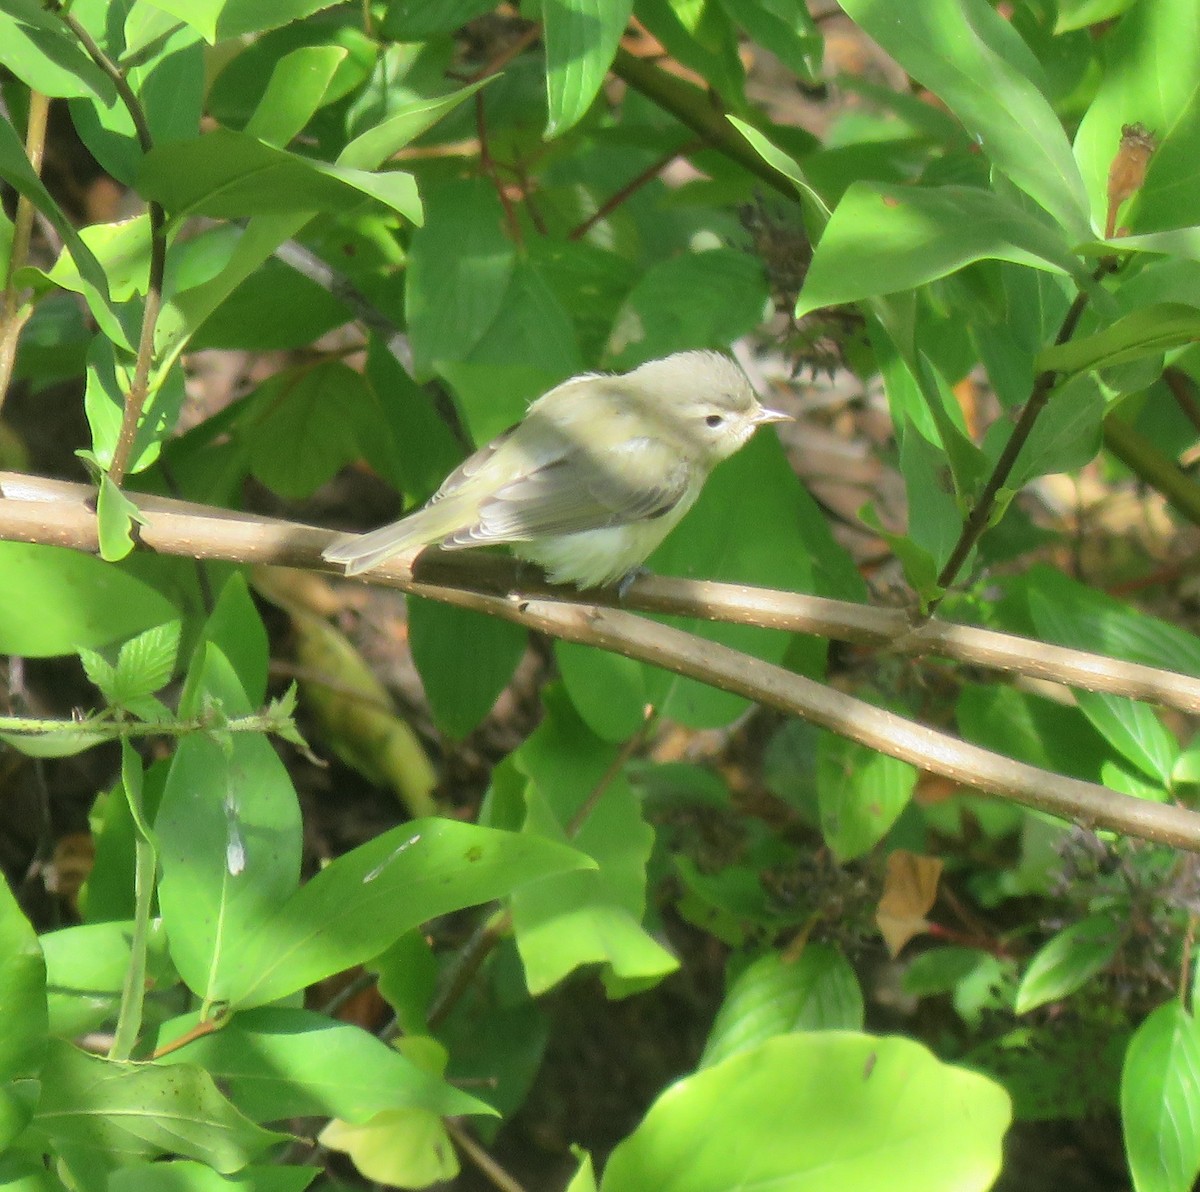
476;91;523;245
568;138;703;242
928;261;1116;613
53;4;168;487
444;1117;528;1192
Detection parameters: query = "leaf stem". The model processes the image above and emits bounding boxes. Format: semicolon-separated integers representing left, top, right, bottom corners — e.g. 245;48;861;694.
52;3;168;486
0;90;49;415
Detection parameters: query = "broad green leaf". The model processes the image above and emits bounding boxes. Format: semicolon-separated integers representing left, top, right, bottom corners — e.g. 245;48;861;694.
1015;914;1122;1014
0;116;125;346
111;621;181;706
68;25;204;185
243;45;348;148
0;878;45;1084
717;0;820;84
47;216;153;303
136;129;420;222
107;1162;317;1192
141;0;346;41
32;1039;287;1174
189;573;270;709
543;0;635;137
1073;0;1200;232
1122;1002;1200;1192
155;214;311;369
95;475;140;563
319;1107;457;1187
0;545;176;657
903;948;1015;1027
566;1153;599;1192
405;179;516;379
1055;0;1138;33
818;731;917;861
0;0;115;100
156;725;302;1005
600;1033;1010;1192
408;599;528;740
381;0;498;38
701;946;864;1069
556;642;648;742
1071;691;1178;786
510;689;676;992
1036;303;1200;377
339;78;494;169
155;1007;490;1122
227;819;592;1008
795;183;1085;319
1005;374;1104;488
839;0;1090;236
246;362;365;499
726;116;831;236
607;249;770;367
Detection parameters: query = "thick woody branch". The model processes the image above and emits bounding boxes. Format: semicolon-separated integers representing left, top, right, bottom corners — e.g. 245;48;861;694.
3;473;1200;852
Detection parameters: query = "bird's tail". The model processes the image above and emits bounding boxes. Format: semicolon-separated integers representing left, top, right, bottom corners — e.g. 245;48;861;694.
322;502;465;576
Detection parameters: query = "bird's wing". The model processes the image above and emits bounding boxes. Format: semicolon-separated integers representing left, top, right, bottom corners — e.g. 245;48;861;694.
444;436;691;546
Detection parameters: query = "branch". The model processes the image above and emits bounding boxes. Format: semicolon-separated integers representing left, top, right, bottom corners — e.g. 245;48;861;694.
3;473;1200;852
4;472;1200;713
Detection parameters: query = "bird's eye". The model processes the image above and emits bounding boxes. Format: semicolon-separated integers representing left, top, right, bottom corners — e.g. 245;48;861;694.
705;414;725;428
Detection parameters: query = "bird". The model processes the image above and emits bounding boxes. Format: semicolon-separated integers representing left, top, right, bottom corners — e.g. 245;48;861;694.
322;350;790;589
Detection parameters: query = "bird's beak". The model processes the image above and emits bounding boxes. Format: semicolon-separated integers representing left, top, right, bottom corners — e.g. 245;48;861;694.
754;404;792;424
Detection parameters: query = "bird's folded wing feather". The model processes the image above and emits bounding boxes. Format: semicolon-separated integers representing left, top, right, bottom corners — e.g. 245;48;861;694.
445;436;690;545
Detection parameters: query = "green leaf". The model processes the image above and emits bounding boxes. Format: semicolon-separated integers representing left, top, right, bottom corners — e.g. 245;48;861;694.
1073;0;1200;233
155;1006;491;1122
796;183;1085;319
136;128;421;223
556;642;648;743
405;179;516;379
32;1039;288;1174
635;0;745;105
156;725;303;1004
381;0;498;38
95;475;141;563
246;363;365;499
1006;375;1104;488
543;0;635;138
0;545;177;657
112;621;181;707
818;732;917;861
838;0;1090;236
141;0;347;42
1055;0;1138;33
320;1106;458;1187
408;599;528;740
1071;691;1178;787
701;946;864;1069
716;0;821;84
339;77;494;169
1036;303;1200;377
607;248;769;366
243;45;349;148
68;25;204;186
0;877;46;1084
0;116;125;346
510;690;676;992
41;920;174;1039
726;116;831;236
1015;914;1122;1014
600;1033;1011;1192
227;819;593;1009
107;1163;317;1192
1122;1001;1200;1192
0;0;116;101
1020;564;1200;677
